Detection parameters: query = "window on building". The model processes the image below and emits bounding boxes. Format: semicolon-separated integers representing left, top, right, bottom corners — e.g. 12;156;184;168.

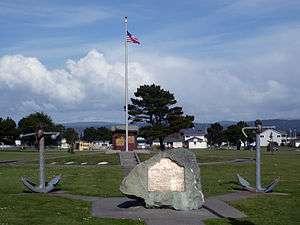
277;135;280;137
260;135;264;138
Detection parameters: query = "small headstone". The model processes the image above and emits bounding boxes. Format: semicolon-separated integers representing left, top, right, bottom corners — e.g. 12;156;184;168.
97;162;109;165
120;149;205;211
50;162;57;165
81;162;88;165
64;161;75;165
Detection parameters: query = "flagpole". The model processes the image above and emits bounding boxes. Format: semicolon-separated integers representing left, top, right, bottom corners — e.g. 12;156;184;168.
124;16;129;152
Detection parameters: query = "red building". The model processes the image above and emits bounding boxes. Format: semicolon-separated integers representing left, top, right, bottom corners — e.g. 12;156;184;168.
111;125;138;151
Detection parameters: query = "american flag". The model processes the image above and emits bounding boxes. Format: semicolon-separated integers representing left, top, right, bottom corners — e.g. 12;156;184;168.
127;31;140;44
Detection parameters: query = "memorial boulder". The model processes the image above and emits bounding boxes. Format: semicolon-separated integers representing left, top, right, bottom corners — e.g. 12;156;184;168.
120;149;205;210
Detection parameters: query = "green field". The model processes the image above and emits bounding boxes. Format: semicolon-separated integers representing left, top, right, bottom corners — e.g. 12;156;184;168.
203;149;300;225
0;148;299;225
138;148;256;163
0;150;69;161
0;150;120;165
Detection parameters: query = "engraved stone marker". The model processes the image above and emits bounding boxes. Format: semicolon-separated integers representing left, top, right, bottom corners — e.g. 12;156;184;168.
148;158;184;192
120;149;205;210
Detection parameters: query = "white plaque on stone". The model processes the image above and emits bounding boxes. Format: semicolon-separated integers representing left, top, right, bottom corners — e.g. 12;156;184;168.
148;158;185;192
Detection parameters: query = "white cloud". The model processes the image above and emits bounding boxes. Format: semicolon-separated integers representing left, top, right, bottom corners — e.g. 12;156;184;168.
0;49;152;122
133;25;300;122
0;54;85;103
0;14;300;123
1;33;299;123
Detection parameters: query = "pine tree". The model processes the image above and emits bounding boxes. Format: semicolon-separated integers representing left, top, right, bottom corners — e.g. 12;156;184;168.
129;84;194;150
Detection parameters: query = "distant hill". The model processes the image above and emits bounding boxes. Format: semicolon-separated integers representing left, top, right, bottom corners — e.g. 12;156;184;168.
194;119;300;133
63;121;118;135
63;119;300;135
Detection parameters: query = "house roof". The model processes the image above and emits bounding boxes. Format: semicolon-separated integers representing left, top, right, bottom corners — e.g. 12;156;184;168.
165;132;184;142
181;128;206;136
185;136;204;142
261;128;287;135
153;133;184;143
164;136;184;143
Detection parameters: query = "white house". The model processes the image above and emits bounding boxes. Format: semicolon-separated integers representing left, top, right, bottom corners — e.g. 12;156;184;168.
259;129;288;147
151;128;207;149
152;133;184;149
137;137;150;149
295;139;300;148
92;141;110;150
162;133;184;148
182;128;208;149
185;136;207;149
152;140;160;147
60;138;70;150
15;140;21;146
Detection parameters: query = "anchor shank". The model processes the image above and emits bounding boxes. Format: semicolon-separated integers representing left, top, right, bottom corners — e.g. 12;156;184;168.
255;132;262;191
39;135;46;192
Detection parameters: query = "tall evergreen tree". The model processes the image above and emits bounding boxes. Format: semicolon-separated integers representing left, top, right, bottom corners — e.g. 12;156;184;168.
0;117;18;144
18;112;60;146
63;128;79;153
18;112;56;134
83;127;112;142
223;121;254;149
129;84;194;150
206;122;224;147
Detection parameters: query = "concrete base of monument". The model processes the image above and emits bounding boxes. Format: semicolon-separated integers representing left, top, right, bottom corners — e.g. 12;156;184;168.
91;195;249;225
50;191;255;225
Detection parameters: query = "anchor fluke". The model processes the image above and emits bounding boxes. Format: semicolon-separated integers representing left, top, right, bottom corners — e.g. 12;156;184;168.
264;177;280;193
21;175;61;193
237;174;255;192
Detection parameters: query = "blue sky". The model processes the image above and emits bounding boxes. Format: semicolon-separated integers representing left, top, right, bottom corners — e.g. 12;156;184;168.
0;0;300;123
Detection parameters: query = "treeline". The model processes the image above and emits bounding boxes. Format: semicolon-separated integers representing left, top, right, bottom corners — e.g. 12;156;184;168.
0;112;112;146
206;121;255;149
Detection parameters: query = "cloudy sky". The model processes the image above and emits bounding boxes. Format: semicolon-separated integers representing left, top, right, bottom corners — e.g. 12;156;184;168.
0;0;299;123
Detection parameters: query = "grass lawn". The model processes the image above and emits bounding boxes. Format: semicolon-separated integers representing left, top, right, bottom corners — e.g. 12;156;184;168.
0;165;124;197
0;194;144;225
0;164;145;224
193;149;255;163
138;148;256;163
0;150;120;165
0;150;70;161
203;149;300;225
0;148;299;225
44;152;120;165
